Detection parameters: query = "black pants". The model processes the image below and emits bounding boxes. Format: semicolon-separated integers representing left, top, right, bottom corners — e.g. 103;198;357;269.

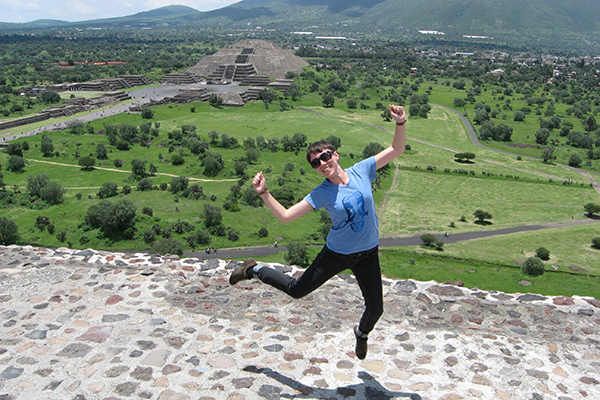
256;245;383;335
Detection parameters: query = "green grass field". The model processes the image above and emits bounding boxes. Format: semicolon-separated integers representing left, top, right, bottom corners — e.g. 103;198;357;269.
2;97;600;298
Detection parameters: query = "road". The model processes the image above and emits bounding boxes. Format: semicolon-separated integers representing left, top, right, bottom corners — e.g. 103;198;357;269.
185;217;600;260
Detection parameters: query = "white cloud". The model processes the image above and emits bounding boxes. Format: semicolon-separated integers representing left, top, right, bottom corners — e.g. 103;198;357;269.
68;0;98;16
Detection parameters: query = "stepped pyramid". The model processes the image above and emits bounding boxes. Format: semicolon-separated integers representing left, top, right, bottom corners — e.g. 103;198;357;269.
186;39;309;82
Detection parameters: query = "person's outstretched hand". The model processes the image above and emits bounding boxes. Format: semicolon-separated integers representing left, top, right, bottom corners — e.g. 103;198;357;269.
389;104;406;124
252;171;267;193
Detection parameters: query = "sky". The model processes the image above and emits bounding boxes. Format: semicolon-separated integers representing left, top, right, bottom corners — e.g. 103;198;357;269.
0;0;244;23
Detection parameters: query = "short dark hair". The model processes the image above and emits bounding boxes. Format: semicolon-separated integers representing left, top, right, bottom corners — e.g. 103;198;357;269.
306;141;335;163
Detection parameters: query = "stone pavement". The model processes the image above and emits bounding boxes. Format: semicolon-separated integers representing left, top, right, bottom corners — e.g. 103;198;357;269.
0;245;599;400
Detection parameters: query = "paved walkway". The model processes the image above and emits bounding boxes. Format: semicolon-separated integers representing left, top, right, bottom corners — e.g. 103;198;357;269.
0;245;598;399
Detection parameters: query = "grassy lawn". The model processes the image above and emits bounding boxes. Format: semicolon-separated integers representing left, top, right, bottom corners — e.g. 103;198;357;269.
378;247;600;299
2;96;600;298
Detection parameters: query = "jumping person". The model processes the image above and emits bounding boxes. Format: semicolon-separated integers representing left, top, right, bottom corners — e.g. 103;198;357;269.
230;105;407;359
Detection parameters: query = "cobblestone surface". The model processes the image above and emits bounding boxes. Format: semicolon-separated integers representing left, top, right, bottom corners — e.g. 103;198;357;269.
0;245;599;399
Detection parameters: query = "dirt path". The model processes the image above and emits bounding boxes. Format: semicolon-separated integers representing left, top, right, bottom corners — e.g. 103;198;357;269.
27;158;238;183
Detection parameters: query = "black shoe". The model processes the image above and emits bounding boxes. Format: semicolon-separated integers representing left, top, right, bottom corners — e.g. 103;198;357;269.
229;258;257;285
354;326;368;360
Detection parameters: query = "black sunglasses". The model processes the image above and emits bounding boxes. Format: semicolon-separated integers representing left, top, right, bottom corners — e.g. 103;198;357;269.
310;151;334;169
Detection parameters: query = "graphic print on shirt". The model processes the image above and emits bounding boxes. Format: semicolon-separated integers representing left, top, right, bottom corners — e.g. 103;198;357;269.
342;191;369;232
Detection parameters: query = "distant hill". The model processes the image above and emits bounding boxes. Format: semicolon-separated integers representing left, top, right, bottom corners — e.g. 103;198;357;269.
1;1;599;53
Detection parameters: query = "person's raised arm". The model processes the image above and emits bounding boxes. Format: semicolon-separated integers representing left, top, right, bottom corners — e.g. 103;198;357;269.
252;171;314;223
374;104;407;170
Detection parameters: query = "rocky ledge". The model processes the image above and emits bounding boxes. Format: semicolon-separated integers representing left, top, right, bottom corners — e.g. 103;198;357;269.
0;245;598;400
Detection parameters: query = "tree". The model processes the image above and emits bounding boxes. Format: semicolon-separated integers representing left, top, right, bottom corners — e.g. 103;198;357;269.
584;203;600;217
35;216;51;231
284;241;310;267
202;153;224;177
85;200;136;237
325;135;342;150
7;143;23;157
97;182;119;199
170;176;189;194
453;98;466;108
203;203;222;228
208;93;223;107
228;229;239;242
362;142;384;159
473;209;492;223
7;155;25;172
454;152;476;163
27;173;50;198
257;88;279;105
513;110;526;122
151;238;183;256
96;143;108;160
592;237;600;250
322;93;335;108
535;128;550;145
535;247;550;260
141;108;154;119
568;153;582;167
541;148;556;163
41;135;54;156
521;256;545;276
40;180;65;204
258;227;269;238
0;216;19;244
171;154;185;166
78;156;95;170
137;178;153;192
41;90;60;104
420;233;436;247
130;158;147;179
245;148;260;164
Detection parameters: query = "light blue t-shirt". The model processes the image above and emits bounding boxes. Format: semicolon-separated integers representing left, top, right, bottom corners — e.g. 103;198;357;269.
304;156;379;255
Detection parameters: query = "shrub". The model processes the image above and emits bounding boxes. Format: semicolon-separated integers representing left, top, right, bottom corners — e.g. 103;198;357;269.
258;227;269;238
171;154;185;166
584;203;600;217
143;230;156;244
592;237;600;250
420;233;436;247
141;108;155;119
97;182;119;199
151;238;183;256
35;216;51;231
191;228;211;246
137;178;153;192
535;247;550;260
568;153;582;167
85;199;136;237
0;216;19;244
227;229;239;242
141;207;153;216
521;257;545;276
284;241;310;267
56;230;67;243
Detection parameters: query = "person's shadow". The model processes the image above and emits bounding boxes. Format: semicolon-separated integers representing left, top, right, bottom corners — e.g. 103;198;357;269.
243;365;421;399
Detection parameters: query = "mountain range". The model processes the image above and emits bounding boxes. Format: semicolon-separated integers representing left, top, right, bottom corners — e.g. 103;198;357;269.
1;0;599;53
